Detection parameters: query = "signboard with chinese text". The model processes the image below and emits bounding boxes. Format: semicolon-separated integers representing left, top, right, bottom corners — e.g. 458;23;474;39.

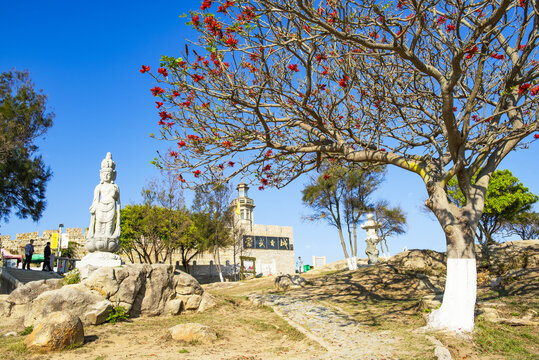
243;235;292;250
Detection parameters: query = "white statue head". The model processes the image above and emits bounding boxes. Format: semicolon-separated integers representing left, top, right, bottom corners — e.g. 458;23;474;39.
99;152;116;183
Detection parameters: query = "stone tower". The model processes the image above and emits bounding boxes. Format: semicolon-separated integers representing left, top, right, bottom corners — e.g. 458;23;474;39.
231;182;255;229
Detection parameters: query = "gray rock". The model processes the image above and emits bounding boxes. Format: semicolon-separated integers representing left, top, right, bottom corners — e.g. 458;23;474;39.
24;284;107;327
80;300;113;325
24;312;84;352
169;323;217;343
174;271;203;295
164;299;183;316
197;293;217;313
274;274;309;290
7;279;62;305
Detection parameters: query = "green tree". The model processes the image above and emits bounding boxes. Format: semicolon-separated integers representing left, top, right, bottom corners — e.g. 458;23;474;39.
374;201;407;258
145;0;539;331
120;196;191;265
447;170;538;246
0;70;53;223
502;211;539;241
302;165;385;260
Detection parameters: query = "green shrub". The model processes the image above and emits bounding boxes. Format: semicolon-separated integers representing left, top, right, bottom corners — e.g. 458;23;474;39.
19;325;33;336
62;269;81;285
106;306;129;324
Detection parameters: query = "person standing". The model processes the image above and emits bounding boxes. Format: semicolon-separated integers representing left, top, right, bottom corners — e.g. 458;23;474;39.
42;241;52;271
23;239;34;270
296;256;304;273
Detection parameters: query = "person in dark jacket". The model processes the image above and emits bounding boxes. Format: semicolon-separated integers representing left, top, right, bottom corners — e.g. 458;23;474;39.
22;239;34;270
42;242;52;271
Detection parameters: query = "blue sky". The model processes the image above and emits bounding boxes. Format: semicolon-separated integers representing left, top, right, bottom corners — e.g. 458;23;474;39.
1;0;537;264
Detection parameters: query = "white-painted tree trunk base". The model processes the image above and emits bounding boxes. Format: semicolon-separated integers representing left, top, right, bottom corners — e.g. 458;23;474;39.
428;258;477;332
346;257;358;270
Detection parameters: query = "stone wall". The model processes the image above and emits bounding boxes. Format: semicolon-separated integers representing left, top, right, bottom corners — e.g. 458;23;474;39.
0;229;87;258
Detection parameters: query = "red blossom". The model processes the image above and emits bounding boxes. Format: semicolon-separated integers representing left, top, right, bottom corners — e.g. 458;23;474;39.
490;53;504;60
520;0;527;7
159;111;172;121
437;15;446;25
261;178;268;186
303;25;312;33
140;65;150;73
287;64;300;72
265;149;272;157
222;140;232;147
472;115;480;122
397;0;406;9
534;133;539;139
318;84;326;90
151;86;165;96
228;161;235;167
192;74;204;82
339;75;349;88
453;107;457;111
446;24;456;33
172;91;181;98
258;186;265;190
465;45;478;59
169;151;178;158
187;134;200;141
177;140;186;147
192;15;200;27
518;83;531;94
157;67;168;77
519;44;526;51
193;170;201;177
263;164;271;172
530;85;539;96
225;35;238;48
178;175;185;183
200;0;211;11
380;148;386;152
323;174;330;180
155;101;163;108
218;164;224;170
374;99;381;108
316;53;327;63
321;67;328;75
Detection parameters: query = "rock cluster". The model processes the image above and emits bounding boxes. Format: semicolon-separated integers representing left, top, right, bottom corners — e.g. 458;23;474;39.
274;274;309;290
0;264;216;328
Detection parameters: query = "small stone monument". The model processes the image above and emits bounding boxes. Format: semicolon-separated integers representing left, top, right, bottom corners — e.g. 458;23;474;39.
78;152;122;270
361;213;381;264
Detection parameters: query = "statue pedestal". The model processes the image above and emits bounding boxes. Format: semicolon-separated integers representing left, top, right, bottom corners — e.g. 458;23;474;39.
77;252;123;279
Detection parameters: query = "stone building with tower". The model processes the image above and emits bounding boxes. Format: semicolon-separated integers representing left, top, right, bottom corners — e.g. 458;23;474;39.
189;183;295;281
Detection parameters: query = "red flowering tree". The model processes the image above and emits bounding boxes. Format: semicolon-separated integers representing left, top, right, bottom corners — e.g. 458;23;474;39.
143;0;539;331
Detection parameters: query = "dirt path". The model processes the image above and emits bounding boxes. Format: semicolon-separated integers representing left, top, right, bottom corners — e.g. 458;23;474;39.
249;294;400;360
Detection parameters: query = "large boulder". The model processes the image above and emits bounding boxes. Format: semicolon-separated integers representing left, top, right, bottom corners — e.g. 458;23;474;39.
5;264;213;327
23;284;113;327
168;323;217;344
24;312;84;352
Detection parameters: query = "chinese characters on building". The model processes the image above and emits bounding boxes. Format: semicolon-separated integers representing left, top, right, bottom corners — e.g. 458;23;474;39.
243;235;292;250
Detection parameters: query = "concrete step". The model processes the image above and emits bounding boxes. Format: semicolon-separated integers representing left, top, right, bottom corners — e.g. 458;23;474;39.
3;268;62;284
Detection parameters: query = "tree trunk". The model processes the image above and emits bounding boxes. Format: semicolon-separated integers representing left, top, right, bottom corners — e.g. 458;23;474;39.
337;226;350;259
214;248;224;282
425;184;479;332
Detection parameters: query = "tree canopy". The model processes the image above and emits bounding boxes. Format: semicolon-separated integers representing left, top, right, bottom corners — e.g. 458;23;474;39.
447;169;538;245
0;70;53;222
